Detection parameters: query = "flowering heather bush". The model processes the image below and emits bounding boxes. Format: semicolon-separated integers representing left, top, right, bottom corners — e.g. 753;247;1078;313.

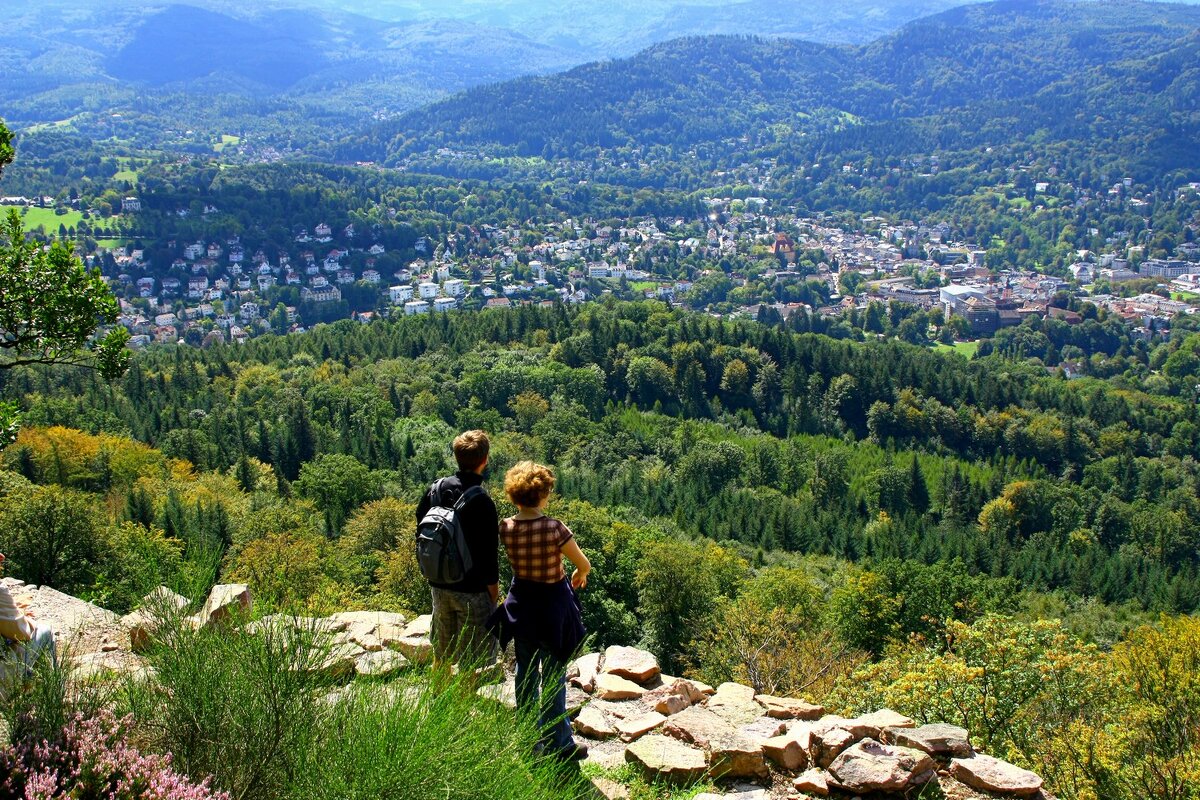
0;710;228;800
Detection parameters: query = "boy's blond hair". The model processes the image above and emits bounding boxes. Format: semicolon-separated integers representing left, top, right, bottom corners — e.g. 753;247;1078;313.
452;430;490;472
504;461;555;509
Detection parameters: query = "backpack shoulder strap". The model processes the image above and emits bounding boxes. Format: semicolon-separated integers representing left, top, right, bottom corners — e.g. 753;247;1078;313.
427;478;449;507
453;485;487;510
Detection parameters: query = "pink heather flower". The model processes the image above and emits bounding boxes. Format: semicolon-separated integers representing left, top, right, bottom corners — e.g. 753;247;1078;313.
2;711;230;800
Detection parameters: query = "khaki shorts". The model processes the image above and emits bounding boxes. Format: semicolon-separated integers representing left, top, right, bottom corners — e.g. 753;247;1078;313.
430;587;497;667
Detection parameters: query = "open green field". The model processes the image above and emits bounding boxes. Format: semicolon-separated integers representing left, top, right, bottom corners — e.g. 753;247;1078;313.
1172;291;1200;302
213;134;241;152
935;340;979;358
17;206;123;238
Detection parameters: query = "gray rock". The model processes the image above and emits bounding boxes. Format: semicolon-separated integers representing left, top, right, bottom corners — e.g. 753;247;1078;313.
885;723;973;757
571;651;601;692
950;754;1044;796
707;682;764;726
355;649;408;678
793;768;830;796
828;739;936;793
197;584;251;629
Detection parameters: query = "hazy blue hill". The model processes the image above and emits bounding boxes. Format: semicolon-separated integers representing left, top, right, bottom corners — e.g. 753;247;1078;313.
108;5;329;90
365;0;1200;166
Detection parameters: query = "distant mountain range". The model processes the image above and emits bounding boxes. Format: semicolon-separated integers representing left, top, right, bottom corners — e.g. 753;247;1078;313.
357;0;1200;174
0;0;994;126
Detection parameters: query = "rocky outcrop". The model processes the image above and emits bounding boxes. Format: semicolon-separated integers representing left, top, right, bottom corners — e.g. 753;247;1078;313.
15;581;1054;800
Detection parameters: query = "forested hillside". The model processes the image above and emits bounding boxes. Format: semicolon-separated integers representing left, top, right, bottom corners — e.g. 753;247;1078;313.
6;302;1200;614
4;303;1200;798
355;0;1200;180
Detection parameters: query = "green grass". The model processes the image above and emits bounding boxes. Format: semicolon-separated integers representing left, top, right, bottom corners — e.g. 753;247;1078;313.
631;281;660;292
213;134;241;153
581;762;719;800
19;206;83;231
17;206;123;240
935;340;979;359
1172;291;1200;302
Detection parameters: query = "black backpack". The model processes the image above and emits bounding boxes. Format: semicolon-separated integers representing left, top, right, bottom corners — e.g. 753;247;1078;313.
415;479;485;584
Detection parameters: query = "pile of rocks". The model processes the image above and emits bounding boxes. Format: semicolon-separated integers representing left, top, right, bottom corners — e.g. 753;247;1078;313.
558;645;1053;800
16;582;1052;800
16;582;436;685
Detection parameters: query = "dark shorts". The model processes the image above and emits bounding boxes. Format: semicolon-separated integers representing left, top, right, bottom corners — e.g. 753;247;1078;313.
430;587;497;667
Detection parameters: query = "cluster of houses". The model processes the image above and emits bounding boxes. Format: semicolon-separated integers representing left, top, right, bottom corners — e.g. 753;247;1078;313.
98;180;1200;348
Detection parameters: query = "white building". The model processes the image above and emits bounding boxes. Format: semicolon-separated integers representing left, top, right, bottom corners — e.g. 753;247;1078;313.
404;300;431;315
433;297;457;312
418;281;439;299
443;279;465;297
389;285;414;304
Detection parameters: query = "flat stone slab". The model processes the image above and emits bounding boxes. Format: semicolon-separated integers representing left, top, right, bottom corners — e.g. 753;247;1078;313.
328;610;407;628
885;723;972;757
708;682;764;726
575;705;618;739
594;673;647;701
950;754;1044;796
625;734;707;785
851;708;915;738
392;636;433;664
477;680;518;709
355;649;408;678
663;706;767;780
401;615;432;638
828;739;935;793
755;694;826;720
602;645;661;684
617;711;667;741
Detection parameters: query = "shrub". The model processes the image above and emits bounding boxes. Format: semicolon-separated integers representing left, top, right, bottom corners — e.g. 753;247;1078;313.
0;710;229;800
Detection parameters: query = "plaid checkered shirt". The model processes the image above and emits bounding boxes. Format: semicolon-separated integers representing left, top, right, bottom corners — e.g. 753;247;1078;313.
499;515;573;583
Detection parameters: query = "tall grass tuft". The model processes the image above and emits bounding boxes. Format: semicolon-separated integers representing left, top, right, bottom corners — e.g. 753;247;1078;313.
126;616;331;800
122;615;590;800
292;677;590;800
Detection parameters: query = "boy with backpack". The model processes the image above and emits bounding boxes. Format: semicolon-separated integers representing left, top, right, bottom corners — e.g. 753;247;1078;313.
415;430;500;670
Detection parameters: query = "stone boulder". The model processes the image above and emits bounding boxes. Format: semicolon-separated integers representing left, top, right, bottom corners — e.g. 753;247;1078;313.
355;649;408;678
196;584;251;629
594;673;647;701
950;754;1044;797
763;733;808;770
663;706;768;780
851;708;915;739
625;734;707;785
793;768;830;796
755;694;825;720
828;739;935;793
654;693;691;716
810;724;858;768
571;652;602;693
602;645;661;684
884;723;973;758
124;587;189;652
574;705;619;739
